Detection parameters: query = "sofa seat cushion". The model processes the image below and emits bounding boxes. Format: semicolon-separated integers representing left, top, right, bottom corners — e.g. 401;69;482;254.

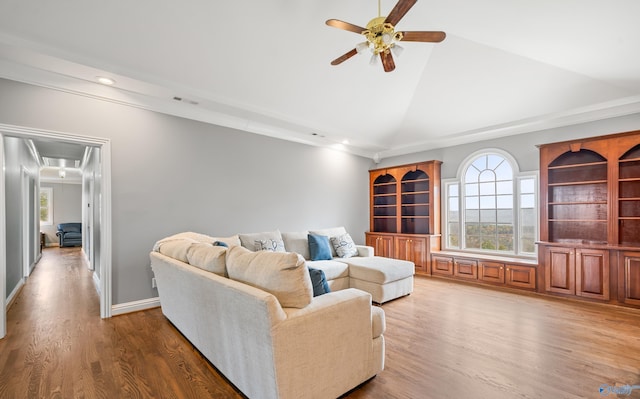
305;260;349;281
62;232;82;239
227;246;313;309
344;256;414;284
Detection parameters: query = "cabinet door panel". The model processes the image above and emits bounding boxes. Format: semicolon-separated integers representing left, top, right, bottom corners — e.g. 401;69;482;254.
478;261;505;284
366;234;394;258
622;253;640;306
576;249;609;300
454;258;478;280
432;255;454;276
545;246;575;294
506;265;536;290
396;236;428;273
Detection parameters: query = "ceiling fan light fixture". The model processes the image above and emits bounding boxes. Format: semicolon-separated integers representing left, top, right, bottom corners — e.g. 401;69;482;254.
391;43;404;58
369;54;379;66
356;41;370;54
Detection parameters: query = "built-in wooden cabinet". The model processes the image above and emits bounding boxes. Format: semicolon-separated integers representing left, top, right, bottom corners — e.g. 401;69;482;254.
367;161;441;273
538;130;640;307
619;252;640;306
366;233;394;258
430;252;536;290
431;255;454;277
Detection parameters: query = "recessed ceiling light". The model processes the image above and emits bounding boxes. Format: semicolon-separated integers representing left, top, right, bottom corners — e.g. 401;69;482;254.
96;76;116;85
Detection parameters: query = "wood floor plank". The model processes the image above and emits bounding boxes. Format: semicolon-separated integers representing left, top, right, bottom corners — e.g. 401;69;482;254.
1;247;639;398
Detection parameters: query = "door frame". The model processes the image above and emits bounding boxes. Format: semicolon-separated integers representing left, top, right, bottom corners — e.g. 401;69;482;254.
0;123;113;339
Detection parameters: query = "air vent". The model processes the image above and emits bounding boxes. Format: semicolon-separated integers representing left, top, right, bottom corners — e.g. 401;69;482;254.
173;96;199;105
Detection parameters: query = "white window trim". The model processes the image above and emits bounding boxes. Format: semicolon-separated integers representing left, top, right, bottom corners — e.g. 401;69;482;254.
40;186;53;226
443;149;538;259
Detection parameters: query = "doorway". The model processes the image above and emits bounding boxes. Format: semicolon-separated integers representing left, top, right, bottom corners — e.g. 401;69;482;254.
0;123;113;339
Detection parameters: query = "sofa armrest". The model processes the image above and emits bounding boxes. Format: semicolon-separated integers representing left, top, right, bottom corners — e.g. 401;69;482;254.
274;288;382;398
356;245;374;257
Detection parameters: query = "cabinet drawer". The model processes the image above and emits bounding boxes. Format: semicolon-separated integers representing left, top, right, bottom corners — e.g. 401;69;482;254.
454;258;478;280
506;264;536;290
478;261;505;284
432;255;454;276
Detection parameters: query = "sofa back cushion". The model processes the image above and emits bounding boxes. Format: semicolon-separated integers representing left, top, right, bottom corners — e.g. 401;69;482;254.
281;231;311;260
226;246;313;308
186;243;228;276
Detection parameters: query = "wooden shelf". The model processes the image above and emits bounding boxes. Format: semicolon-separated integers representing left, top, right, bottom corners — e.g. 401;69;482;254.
547;161;607;169
548;180;607;187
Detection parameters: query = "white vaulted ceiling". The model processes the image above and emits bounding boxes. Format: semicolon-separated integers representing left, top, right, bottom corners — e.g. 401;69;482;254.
0;0;639;159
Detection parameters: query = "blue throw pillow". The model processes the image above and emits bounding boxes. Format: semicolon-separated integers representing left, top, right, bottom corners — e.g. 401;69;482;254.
308;234;332;261
213;241;229;247
308;267;331;297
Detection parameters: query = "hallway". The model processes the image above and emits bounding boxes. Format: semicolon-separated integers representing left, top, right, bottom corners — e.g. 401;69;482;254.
0;247;243;398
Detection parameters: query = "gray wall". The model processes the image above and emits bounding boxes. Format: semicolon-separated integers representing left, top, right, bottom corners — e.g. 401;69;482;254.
378;114;640;178
3;136;39;296
40;182;82;246
0;78;371;304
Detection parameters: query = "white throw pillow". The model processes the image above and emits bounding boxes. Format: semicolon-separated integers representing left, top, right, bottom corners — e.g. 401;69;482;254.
226;246;313;309
238;230;283;251
254;238;286;252
330;233;359;258
186;243;227;276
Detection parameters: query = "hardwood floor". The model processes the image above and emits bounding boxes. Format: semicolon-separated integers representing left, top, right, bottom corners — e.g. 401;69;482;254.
1;248;639;398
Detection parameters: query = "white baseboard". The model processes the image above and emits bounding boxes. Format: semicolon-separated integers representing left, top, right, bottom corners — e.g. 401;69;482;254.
111;297;161;316
6;278;25;309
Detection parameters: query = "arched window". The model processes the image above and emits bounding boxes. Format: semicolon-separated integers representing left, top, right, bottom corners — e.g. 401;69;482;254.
444;150;537;256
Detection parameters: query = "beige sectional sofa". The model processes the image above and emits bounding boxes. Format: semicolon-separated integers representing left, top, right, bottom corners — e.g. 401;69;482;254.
150;231;386;399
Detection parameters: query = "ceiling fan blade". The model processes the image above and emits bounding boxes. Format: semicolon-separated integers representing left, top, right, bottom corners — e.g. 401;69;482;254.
384;0;417;26
331;48;358;65
326;19;367;34
380;50;395;72
400;31;446;42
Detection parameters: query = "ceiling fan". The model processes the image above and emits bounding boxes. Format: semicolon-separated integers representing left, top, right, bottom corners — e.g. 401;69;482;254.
326;0;446;72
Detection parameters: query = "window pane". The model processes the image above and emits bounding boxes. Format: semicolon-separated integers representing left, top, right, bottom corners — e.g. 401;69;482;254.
520;178;535;193
496;181;513;195
465;167;479;183
472;156;487;171
480;196;495;209
480;209;496;223
466;209;479;222
466;183;479;196
521;193;535;208
449;197;459;213
466;196;479;210
497;209;514;224
479;182;495;195
496;195;513;209
449;184;459;196
495;161;513;180
487;154;503;170
479;170;495;182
